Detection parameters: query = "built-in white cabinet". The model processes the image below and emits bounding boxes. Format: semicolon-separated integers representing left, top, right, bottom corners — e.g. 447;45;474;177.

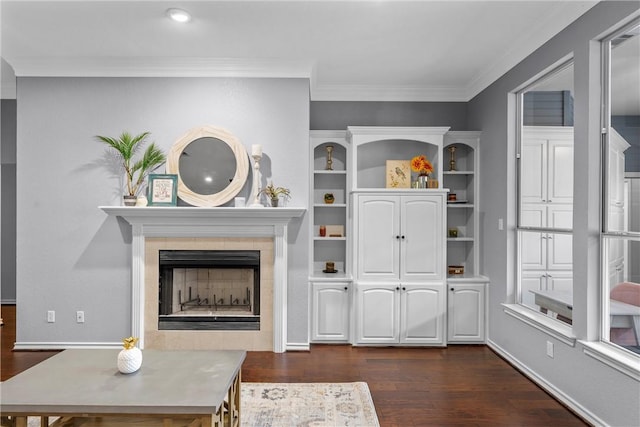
443;132;489;344
520;127;573;310
607;129;630;291
520;127;574;205
309;126;490;347
447;282;487;343
311;281;350;342
355;282;445;345
355;194;444;281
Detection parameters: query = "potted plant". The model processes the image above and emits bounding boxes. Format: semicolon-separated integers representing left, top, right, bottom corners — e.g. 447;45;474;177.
260;182;291;207
96;131;166;206
410;154;434;188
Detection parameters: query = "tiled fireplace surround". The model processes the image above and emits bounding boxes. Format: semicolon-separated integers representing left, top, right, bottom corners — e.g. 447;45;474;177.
102;206;305;353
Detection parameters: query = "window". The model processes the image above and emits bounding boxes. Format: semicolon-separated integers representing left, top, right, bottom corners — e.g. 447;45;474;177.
601;20;640;356
516;61;575;325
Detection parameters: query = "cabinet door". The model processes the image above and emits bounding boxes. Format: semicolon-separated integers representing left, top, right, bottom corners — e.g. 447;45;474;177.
401;196;444;280
355;284;399;344
546;205;573;270
521;271;546;309
400;283;445;344
357;196;400;280
447;284;486;343
311;283;350;342
547;139;573;204
521;138;547;203
520;204;546;270
546;271;573;293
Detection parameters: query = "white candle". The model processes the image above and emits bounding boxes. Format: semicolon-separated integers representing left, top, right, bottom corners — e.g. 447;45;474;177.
251;144;262;157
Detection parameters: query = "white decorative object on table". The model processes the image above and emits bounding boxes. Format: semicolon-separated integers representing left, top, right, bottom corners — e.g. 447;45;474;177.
117;336;142;374
249;144;264;207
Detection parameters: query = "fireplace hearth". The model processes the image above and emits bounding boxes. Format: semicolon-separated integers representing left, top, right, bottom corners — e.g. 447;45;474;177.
158;250;260;330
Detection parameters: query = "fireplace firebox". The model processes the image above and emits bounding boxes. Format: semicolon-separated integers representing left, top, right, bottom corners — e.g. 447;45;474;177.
158;250;260;330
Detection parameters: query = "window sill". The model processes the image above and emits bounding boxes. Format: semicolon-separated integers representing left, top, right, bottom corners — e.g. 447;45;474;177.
580;341;640;381
502;303;576;346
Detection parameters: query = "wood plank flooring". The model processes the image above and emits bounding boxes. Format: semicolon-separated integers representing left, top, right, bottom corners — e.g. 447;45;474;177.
1;305;588;426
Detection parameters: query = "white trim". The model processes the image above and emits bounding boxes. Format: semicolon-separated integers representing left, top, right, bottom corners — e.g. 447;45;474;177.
502;303;577;347
9;57;314;79
581;341;640;381
100;206;305;353
1;299;17;305
487;339;604;427
286;342;311;352
13;342;121;350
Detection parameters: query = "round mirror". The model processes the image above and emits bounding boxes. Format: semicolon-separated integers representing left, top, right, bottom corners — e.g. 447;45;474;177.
166;126;249;206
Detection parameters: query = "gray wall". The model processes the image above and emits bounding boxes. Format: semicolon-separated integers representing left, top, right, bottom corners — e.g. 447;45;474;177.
310;101;467;130
468;2;640;426
1;99;17;303
15;77;310;345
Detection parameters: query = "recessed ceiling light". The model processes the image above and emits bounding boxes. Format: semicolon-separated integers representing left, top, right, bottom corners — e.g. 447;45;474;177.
166;8;191;23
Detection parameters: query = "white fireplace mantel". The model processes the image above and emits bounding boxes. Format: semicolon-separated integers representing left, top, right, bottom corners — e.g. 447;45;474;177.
100;206;306;352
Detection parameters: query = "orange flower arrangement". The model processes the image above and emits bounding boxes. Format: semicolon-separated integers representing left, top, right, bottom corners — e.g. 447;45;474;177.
410;155;433;176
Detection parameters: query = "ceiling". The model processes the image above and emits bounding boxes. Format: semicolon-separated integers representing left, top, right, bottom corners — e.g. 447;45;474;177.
1;0;601;102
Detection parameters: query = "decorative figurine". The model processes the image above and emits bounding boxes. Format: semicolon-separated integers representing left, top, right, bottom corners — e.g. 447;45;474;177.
249;144;264;207
448;146;457;171
325;145;334;170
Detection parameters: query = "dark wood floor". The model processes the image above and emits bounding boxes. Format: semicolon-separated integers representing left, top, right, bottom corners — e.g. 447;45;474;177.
1;305;588;427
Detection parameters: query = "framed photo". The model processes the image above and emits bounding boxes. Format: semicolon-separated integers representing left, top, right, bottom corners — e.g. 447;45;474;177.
148;174;178;206
386;160;411;188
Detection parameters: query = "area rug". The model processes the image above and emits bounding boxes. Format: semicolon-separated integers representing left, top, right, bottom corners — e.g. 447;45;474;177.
241;382;380;427
23;382;380;427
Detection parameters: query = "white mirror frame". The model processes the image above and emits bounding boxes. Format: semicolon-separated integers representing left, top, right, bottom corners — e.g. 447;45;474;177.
166;125;250;207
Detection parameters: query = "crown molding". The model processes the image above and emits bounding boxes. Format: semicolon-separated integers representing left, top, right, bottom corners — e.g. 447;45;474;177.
7;56;315;79
6;56;473;102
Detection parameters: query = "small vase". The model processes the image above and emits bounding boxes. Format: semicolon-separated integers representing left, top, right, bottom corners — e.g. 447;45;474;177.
123;195;137;206
135;195;148;207
117;347;143;374
270;198;279;207
417;175;429;188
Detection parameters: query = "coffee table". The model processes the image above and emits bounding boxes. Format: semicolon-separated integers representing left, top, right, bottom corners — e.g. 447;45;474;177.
0;349;245;427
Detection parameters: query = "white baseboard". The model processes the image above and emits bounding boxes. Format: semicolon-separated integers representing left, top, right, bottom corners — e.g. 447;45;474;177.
286;342;310;351
487;339;604;427
1;299;17;305
13;342;122;350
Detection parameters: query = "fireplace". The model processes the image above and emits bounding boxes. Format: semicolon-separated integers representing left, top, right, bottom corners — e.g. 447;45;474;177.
100;206;305;352
158;250;260;330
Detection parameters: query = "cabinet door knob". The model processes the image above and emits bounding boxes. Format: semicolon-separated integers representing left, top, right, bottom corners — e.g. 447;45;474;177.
401;235;406;240
402;287;406;291
396;235;400;240
396;286;400;291
451;287;455;291
344;287;348;291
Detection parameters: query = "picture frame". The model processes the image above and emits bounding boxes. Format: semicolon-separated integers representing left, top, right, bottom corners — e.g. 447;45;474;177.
386;160;411;188
148;174;178;206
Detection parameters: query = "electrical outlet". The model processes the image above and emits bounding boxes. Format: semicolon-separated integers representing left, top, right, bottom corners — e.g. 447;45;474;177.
76;311;85;323
546;341;554;358
498;218;504;231
47;310;55;323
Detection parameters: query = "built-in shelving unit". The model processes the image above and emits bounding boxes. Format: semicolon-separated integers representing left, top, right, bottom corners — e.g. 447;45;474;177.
309;131;350;279
443;131;488;344
443;132;484;280
309;128;490;346
309;131;351;343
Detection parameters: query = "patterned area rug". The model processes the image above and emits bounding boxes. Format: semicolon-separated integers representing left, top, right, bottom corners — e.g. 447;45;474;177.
23;382;379;427
242;382;380;427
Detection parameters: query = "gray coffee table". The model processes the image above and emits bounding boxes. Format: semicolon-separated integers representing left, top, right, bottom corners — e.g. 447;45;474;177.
0;349;245;427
